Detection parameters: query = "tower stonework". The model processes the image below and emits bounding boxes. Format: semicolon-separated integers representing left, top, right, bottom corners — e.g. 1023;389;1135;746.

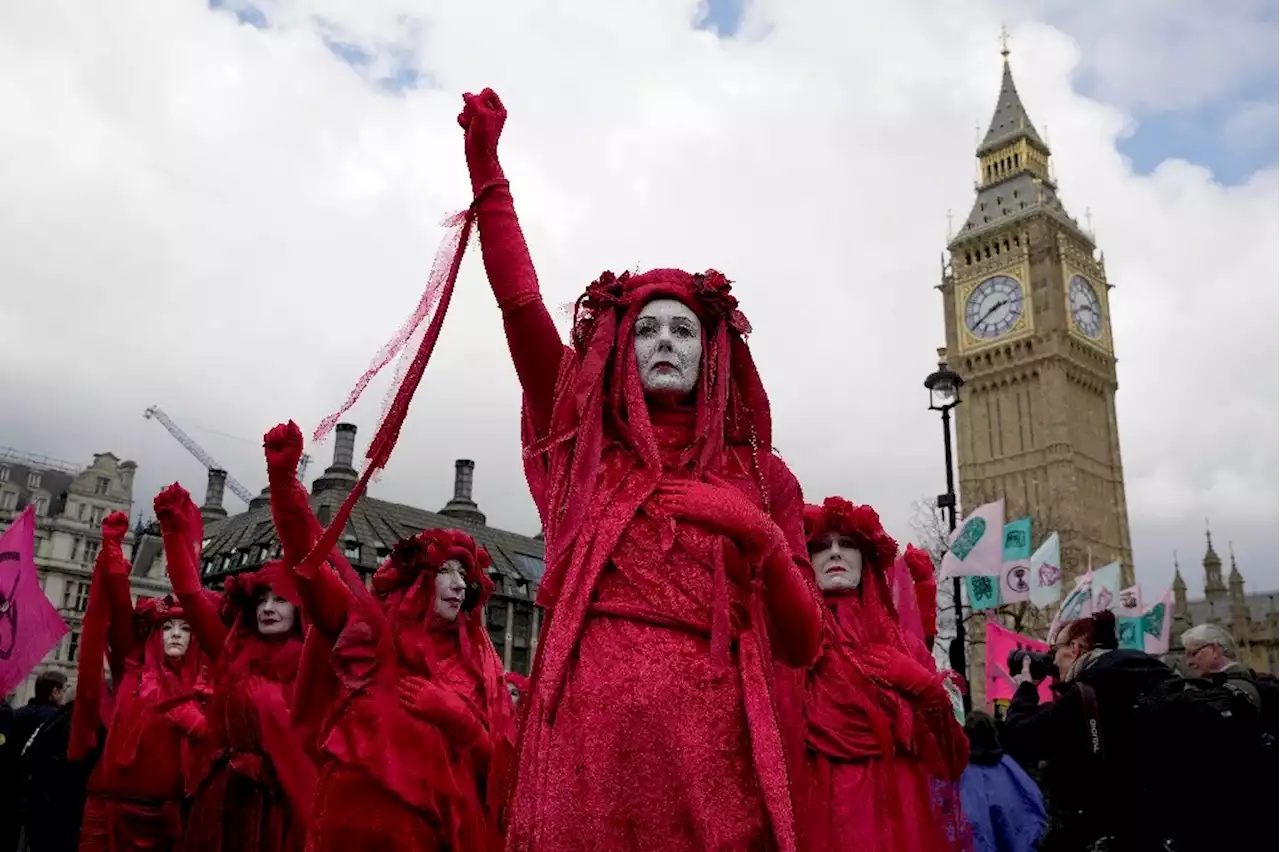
939;51;1133;589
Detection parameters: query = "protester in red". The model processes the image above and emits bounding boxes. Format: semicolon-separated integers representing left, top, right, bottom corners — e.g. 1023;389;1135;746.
799;497;971;852
153;485;315;852
458;88;822;851
262;421;515;852
70;512;208;851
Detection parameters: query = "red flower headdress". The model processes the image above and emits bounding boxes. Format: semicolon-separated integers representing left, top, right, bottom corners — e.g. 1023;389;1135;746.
133;594;186;639
370;528;495;612
218;561;302;630
803;497;900;575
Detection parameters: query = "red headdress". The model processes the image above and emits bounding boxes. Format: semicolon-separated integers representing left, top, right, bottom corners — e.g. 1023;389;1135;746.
217;561;306;687
528;268;770;608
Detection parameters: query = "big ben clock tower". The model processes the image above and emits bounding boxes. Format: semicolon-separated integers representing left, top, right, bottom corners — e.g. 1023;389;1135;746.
940;40;1134;588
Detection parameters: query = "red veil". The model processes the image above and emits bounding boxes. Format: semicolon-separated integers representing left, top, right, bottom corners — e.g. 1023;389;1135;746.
799;497;971;852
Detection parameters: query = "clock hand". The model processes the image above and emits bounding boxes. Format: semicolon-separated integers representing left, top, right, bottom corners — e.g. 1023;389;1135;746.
978;299;1009;325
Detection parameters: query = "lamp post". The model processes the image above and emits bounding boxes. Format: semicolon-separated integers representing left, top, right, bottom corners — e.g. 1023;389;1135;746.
924;347;970;711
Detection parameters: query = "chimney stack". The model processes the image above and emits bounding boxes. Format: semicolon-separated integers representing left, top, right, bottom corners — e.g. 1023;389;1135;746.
312;423;359;496
201;469;229;522
439;459;486;526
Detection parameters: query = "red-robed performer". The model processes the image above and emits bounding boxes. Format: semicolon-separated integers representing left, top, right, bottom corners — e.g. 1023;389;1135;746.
798;497;971;852
458;88;822;851
262;422;515;852
153;485;316;852
70;512;209;851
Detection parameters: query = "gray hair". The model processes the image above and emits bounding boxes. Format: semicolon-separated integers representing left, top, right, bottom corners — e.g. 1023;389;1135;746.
1181;623;1237;659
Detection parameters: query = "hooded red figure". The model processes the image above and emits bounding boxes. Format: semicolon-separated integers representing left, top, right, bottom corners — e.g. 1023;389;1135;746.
154;485;316;852
799;497;971;852
262;421;516;852
70;512;209;851
458;88;822;851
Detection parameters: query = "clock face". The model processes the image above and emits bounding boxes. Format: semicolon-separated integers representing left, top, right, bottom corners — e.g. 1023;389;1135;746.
964;275;1025;340
1069;275;1103;339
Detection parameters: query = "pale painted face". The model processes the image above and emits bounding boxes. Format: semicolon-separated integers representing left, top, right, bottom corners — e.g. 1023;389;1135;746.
255;591;297;636
434;559;467;622
809;532;864;592
507;682;520;707
161;618;191;660
634;298;702;399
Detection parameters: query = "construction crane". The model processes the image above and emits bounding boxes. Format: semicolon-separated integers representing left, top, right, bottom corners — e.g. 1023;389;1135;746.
143;406;312;505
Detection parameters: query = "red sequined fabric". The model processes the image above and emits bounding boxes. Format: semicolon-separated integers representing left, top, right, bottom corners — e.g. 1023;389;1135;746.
73;514;210;852
460;88;821;852
799;499;971;852
154;485;314;852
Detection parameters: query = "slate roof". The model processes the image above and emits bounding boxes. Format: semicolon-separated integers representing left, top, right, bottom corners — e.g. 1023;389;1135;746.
977;59;1047;157
196;487;545;600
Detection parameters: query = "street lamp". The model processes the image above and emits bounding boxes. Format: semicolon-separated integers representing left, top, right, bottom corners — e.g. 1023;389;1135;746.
924;347;970;711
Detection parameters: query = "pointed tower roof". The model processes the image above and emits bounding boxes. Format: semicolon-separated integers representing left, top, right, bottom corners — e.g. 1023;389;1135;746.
1203;522;1221;567
977;51;1049;157
949;31;1090;249
1228;542;1244;585
1172;550;1186;591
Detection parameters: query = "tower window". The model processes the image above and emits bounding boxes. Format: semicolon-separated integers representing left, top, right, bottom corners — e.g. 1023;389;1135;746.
1014;153;1020;167
1013;235;1020;246
1003;238;1011;252
1013;189;1020;198
964;252;972;265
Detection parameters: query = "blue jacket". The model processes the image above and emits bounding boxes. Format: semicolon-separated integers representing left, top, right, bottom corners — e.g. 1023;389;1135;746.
960;753;1046;852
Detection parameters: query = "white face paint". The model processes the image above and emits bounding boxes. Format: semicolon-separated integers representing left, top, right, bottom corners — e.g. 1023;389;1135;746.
634;298;702;399
507;682;520;707
434;559;467;622
162;618;191;659
255;591;297;636
809;532;864;592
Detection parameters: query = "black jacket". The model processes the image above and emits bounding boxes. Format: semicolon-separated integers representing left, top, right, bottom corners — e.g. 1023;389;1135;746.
1002;649;1175;851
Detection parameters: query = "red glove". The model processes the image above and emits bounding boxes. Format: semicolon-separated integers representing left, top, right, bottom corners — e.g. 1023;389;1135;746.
652;476;782;563
264;421;305;475
458;88;507;180
101;512;130;546
397;676;485;747
153;484;197;537
863;645;941;700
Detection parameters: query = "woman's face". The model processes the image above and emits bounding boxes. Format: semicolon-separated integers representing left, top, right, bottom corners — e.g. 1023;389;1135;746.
507;682;520;707
255;591;297;636
434;559;467;622
161;618;192;659
808;532;864;592
634;298;702;399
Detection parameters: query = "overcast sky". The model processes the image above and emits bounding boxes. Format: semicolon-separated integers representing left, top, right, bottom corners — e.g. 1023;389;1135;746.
1;0;1275;599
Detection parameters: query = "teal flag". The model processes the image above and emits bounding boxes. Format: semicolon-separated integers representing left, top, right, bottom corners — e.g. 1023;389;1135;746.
1002;517;1033;561
1117;616;1144;651
966;574;1001;611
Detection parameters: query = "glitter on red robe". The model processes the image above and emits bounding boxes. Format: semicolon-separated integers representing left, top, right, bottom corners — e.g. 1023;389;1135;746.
458;88;822;852
263;423;516;852
154;485;315;852
71;513;210;851
798;498;971;852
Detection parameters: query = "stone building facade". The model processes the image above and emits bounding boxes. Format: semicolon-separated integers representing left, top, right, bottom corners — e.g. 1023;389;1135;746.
135;423;546;675
1168;528;1278;675
0;446;170;704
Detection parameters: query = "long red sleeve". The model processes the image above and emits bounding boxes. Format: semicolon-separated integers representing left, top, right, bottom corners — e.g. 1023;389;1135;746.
266;463;351;638
160;522;227;659
99;540;137;681
467;153;565;435
761;458;822;667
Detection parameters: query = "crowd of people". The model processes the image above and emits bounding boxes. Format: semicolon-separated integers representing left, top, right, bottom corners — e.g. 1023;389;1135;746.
2;88;1276;852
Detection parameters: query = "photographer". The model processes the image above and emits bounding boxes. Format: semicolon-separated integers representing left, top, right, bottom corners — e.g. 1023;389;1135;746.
1001;611;1174;851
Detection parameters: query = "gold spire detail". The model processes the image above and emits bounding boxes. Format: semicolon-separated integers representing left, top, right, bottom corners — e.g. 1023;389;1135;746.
999;23;1011;60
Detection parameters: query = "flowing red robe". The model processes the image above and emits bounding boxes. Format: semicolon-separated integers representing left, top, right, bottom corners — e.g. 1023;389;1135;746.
266;464;515;852
71;536;208;852
467;155;820;850
799;590;971;852
159;493;315;852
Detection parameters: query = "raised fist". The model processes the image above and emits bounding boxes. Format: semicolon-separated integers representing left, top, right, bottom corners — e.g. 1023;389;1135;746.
101;512;131;545
457;88;507;163
263;421;304;473
153;483;196;534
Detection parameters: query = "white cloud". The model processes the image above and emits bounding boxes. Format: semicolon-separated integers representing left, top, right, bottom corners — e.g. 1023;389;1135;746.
0;0;1274;601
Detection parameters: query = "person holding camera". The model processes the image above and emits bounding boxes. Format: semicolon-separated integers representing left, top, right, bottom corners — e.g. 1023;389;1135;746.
1001;611;1175;851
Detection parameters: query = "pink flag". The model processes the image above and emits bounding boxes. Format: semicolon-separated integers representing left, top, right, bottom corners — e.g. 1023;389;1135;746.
0;506;69;697
984;617;1054;706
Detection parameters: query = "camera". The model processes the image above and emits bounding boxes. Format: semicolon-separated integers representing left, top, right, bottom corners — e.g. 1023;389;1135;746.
1007;648;1056;683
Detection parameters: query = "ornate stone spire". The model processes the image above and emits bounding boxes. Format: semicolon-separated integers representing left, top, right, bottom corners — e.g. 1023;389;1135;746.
1203;520;1225;595
977;30;1048;158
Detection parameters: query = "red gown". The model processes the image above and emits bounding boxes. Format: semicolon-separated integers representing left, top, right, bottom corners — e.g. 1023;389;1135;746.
797;498;970;852
155;486;315;852
265;443;516;852
71;515;209;852
461;93;822;852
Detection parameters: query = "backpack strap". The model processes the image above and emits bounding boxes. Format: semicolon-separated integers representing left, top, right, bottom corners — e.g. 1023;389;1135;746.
1077;682;1106;772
